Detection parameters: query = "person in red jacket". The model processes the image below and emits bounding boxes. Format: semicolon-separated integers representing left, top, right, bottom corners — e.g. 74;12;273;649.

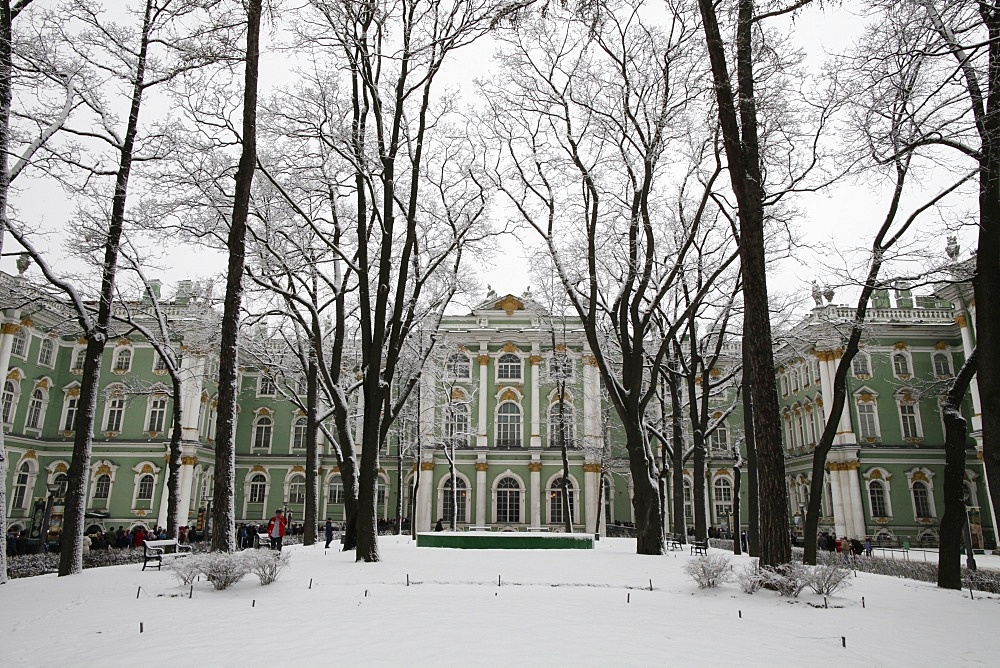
267;509;287;551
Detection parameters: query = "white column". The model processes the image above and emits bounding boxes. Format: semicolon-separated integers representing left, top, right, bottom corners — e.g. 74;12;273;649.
179;353;207;441
477;345;488;447
530;461;541;527
416;461;434;531
846;467;866;537
582;351;600;451
584;463;599;535
529;345;541;448
475;460;487;526
828;469;847;538
0;321;19;380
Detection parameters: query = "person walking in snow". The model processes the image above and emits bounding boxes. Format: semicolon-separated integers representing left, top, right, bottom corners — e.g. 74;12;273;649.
267;509;287;551
324;518;334;549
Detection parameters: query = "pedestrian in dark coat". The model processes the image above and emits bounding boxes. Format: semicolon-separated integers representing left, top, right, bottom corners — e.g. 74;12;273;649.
324;518;334;549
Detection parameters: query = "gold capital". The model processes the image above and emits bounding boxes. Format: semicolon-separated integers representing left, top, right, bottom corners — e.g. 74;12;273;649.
421;462;435;471
478;355;490;365
0;323;20;335
955;314;968;328
583;463;602;473
475;462;489;472
528;462;543;472
529;355;542;365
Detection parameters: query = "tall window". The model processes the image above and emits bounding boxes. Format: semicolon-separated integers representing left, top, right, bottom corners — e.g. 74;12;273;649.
54;472;68;496
329;476;344;504
63;396;79;432
442;476;467;523
249;474;266;503
683;479;693;518
137;474;155;500
714;478;733;527
38;338;54;366
548;401;575;448
497;353;521;380
548;477;575;525
73;349;86;371
94;474;111;500
25;389;45;429
892;353;910;377
445;400;470;447
11;329;26;357
445;353;470;379
912;481;933;518
933;353;952;377
105;396;125;432
496;477;521;524
549;352;573;380
1;380;15;423
12;462;30;509
857;401;879;440
288;475;305;504
292;417;308;450
114;349;132;372
852;355;870;376
153;354;168;372
899;402;920;439
804;405;816;445
147;397;167;433
496;402;522;447
709;421;729;451
868;480;888;517
258;375;276;396
253;416;273;450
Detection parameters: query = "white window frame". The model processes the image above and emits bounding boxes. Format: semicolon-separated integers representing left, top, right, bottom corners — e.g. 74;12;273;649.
291;416;308;451
891;351;912;379
546;474;577;526
439;474;469;524
852;352;871;377
257;373;277;397
932;352;953;378
38;338;55;368
445;353;471;380
713;477;734;527
547;398;575;448
103;391;127;434
495;352;523;382
906;469;936;519
286;473;306;504
113;348;133;373
24;386;47;431
444;398;471;448
10;460;36;512
246;472;269;506
11;328;27;358
2;376;20;426
252;414;273;451
72;348;86;372
895;390;923;441
854;389;881;442
548;351;574;382
493;474;525;525
146;394;168;434
864;468;893;518
495;400;522;448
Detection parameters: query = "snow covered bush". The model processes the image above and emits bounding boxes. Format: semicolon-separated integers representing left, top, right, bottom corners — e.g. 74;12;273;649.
736;560;764;594
683;553;733;588
167;556;203;586
243;549;290;585
194;553;249;590
760;563;809;597
807;564;851;596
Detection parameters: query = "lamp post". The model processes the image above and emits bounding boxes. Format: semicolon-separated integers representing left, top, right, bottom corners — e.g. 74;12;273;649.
963;489;978;572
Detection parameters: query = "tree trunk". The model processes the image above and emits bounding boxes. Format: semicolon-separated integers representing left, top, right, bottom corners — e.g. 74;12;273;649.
938;350;977;589
670;376;686;542
212;0;260;553
165;374;183;539
732;463;742;555
303;354;319;546
741;349;759;556
60;0;154;576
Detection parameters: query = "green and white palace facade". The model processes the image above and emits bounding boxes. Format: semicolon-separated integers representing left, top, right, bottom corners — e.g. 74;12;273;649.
2;273;996;548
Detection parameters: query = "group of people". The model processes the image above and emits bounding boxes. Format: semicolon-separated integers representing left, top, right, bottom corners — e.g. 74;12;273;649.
817;531;873;560
5;523;201;558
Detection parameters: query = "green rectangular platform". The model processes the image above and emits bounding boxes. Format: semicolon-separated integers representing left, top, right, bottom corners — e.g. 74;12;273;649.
416;531;594;549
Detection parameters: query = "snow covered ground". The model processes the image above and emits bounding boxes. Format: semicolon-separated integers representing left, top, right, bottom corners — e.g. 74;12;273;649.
2;536;997;666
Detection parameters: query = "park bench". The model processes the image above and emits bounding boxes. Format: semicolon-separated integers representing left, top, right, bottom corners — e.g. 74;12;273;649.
257;533;272;548
690;539;709;556
142;539;192;571
666;534;684;551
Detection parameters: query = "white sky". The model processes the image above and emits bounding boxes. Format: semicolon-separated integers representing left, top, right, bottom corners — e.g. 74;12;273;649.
2;1;976;316
2;536;997;664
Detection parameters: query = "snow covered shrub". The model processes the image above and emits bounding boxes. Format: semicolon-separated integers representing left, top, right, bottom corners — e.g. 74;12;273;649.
736;560;764;594
243;549;290;585
683;553;733;588
167;556;203;586
760;563;809;597
807;564;851;596
194;553;249;590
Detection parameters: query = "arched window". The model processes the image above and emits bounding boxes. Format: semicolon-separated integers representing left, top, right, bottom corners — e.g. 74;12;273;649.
683;479;693;519
114;348;133;372
497;353;521;380
602;476;613;525
548;400;575;448
803;403;816;445
73;349;86;371
288;474;306;504
548;352;573;380
855;393;880;441
548;477;575;525
495;477;521;524
445;353;470;379
153;354;168;372
12;461;31;509
25;388;45;430
892;353;910;377
249;474;267;504
62;393;79;432
442;476;467;523
38;338;54;366
328;476;344;505
253;416;273;450
445;400;470;447
137;474;155;500
292;417;308;450
852;354;870;376
714;478;734;528
896;392;921;440
54;472;68;496
377;478;388;517
496;402;522;447
868;480;889;517
1;380;16;424
912;481;933;518
258;374;276;396
94;474;111;500
11;329;26;357
933;353;952;377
